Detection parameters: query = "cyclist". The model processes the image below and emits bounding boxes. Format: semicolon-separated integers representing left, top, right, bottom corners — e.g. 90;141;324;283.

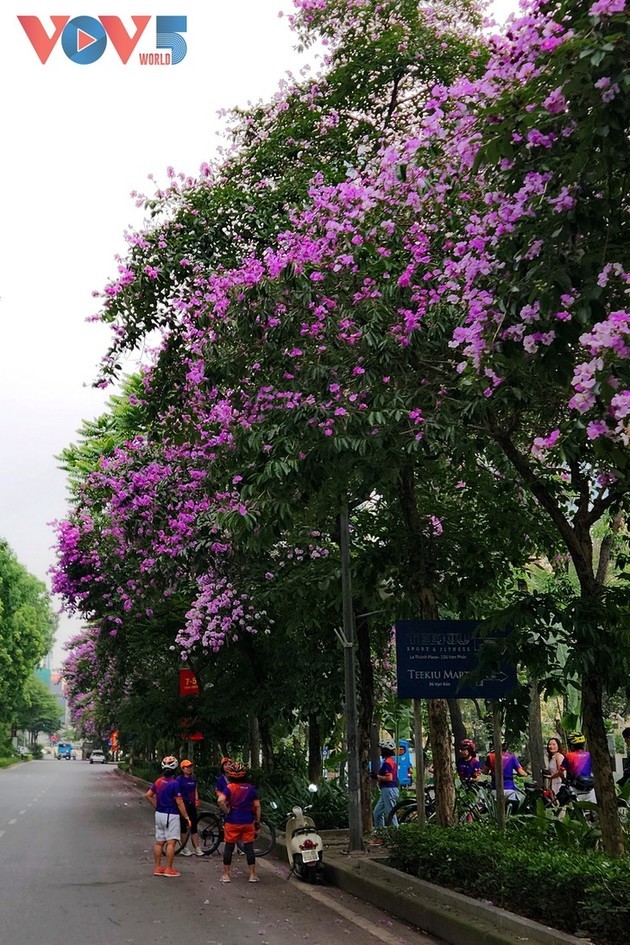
177;759;205;856
145;756;191;877
217;761;261;884
482;742;529;803
215;756;231;797
562;732;595;801
456;739;481;784
372;738;399;833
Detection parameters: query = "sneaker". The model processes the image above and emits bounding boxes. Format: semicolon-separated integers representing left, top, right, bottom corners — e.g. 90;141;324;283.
248;876;260;883
153;867;166;875
193;848;205;856
180;847;193;856
220;875;231;883
163;868;181;877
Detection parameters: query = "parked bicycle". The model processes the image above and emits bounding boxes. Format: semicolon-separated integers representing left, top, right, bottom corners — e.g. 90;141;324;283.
385;787;436;826
175;809;276;857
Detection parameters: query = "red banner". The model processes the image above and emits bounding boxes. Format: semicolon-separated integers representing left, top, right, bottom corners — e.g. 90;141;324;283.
179;669;200;696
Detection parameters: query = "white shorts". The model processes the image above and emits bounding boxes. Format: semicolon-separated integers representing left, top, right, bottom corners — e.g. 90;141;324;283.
155;811;181;841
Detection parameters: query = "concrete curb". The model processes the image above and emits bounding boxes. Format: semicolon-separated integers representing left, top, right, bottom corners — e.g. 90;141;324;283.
272;830;589;945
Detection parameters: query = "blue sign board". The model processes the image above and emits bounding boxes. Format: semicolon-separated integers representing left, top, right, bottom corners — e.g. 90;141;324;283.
395;619;517;699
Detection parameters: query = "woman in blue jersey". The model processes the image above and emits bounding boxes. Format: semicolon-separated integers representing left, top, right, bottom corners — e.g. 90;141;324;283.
177;759;205;856
372;738;399;830
456;739;481;784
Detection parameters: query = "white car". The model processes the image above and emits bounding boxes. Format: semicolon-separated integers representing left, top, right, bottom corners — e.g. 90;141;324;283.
90;750;107;764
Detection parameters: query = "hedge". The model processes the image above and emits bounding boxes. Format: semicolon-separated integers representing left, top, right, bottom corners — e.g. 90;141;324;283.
384;822;630;945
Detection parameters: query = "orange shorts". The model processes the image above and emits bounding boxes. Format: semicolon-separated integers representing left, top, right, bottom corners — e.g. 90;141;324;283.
224;821;256;844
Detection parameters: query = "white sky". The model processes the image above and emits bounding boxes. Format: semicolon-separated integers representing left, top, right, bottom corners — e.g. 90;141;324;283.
1;0;518;666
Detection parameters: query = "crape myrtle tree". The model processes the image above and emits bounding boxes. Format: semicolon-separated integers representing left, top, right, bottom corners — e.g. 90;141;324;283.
57;419;352;764
55;0;629;847
55;0;490;816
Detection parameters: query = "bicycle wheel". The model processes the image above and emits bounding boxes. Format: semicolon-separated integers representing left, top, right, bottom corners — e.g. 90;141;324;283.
196;812;223;854
252;820;276;856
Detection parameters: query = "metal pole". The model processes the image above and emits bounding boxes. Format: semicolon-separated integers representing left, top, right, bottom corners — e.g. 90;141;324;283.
339;503;364;852
412;699;426;826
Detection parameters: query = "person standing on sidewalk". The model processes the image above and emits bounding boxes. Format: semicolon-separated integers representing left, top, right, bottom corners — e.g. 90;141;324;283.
215;756;231;797
177;759;205;856
217;761;261;884
372;738;399;834
145;756;191;877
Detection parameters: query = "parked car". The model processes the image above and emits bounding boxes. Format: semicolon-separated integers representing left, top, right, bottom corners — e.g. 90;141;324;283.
90;749;106;764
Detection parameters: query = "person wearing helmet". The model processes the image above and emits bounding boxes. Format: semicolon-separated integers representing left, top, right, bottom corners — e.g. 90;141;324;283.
456;739;481;784
217;761;262;884
215;756;231;798
177;760;204;856
372;737;400;833
145;756;191;877
562;733;595;800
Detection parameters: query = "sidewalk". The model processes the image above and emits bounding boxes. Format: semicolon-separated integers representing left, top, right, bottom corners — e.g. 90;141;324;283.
274;830;591;945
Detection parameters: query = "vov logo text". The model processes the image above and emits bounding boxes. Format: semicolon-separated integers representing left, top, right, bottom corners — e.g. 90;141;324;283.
18;15;187;65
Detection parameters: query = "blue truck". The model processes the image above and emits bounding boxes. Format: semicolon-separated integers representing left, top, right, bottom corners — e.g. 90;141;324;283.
57;742;73;760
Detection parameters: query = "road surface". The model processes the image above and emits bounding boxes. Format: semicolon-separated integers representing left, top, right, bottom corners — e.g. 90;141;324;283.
0;758;440;945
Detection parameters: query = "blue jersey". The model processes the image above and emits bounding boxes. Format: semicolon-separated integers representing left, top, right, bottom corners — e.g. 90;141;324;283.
150;776;182;815
485;753;522;791
221;782;259;824
378;756;398;787
457;757;481;782
177;773;197;804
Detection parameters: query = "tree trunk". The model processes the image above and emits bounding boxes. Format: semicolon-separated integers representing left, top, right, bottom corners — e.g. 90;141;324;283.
428;698;456;825
448;699;467;748
527;679;545;786
307;715;322;783
356;613;376;833
259;718;274;772
582;670;624;856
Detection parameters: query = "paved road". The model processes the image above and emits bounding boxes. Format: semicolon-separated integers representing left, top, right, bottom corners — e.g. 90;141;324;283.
0;759;438;945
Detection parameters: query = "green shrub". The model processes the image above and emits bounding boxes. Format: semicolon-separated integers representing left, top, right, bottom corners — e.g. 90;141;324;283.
385;823;630;945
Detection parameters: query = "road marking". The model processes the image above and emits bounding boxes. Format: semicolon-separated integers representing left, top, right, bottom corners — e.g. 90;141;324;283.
0;831;5;839
256;859;436;945
19;810;26;816
8;819;17;825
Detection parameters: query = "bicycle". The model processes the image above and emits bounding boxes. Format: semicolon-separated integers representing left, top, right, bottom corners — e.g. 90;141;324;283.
176;810;276;857
385;787;436;826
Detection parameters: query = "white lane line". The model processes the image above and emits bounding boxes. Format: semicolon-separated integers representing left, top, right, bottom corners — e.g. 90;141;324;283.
256;859;436;945
8;819;17;825
18;810;26;816
0;831;5;839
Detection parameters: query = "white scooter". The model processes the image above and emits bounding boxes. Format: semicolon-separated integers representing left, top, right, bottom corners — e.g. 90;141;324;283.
284;784;324;882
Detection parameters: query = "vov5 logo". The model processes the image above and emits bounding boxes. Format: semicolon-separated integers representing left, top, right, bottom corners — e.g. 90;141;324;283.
18;15;187;65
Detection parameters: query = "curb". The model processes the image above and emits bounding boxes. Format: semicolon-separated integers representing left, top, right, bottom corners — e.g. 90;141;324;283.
322;854;589;945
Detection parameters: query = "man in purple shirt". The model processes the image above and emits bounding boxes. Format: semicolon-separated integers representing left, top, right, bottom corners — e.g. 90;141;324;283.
145;756;190;877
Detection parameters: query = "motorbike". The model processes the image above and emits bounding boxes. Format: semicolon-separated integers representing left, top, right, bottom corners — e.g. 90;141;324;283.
284;784;324;883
